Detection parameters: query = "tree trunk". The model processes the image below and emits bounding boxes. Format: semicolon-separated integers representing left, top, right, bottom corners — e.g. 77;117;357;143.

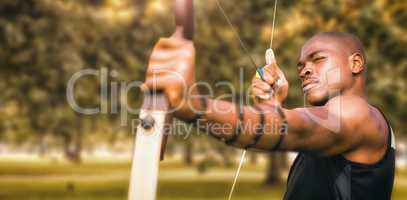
264;153;284;186
38;133;47;157
218;147;233;168
63;133;81;163
184;140;193;165
73;128;82;162
249;151;258;164
62;123;83;163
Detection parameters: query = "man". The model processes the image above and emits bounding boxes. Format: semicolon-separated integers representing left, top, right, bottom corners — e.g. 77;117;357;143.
142;32;395;200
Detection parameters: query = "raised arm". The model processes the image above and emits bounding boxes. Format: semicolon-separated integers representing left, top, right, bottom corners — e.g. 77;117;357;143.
142;36;384;158
185;94;374;157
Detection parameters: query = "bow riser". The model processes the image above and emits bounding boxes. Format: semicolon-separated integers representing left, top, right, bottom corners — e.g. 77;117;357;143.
128;1;193;200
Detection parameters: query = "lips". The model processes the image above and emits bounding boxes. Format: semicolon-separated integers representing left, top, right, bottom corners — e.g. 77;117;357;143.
302;80;319;92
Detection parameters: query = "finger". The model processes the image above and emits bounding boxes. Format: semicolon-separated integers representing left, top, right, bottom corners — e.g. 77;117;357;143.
262;63;282;85
150;47;195;63
251;88;271;99
145;67;170;77
260;71;277;86
257;94;271;100
252;80;272;91
150;49;178;61
257;98;278;105
146;60;179;76
150;47;193;62
275;68;288;86
267;67;287;89
143;75;178;91
252;75;264;83
263;63;277;75
155;37;190;49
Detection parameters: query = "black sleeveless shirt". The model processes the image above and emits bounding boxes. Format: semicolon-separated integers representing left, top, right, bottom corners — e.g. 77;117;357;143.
283;115;395;200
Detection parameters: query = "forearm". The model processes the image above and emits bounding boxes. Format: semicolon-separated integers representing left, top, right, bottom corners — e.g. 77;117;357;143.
178;95;344;154
190;98;288;151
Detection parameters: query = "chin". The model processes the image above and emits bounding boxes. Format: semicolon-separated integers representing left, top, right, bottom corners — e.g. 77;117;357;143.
305;89;329;106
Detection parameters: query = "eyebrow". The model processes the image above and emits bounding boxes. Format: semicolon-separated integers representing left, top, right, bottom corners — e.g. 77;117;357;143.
308;50;324;59
297;50;325;67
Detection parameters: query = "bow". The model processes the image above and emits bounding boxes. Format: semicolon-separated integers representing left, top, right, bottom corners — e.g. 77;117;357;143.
127;1;193;200
128;0;278;199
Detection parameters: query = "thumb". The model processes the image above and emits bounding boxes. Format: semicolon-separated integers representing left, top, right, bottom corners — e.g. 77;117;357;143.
261;48;279;84
265;48;275;65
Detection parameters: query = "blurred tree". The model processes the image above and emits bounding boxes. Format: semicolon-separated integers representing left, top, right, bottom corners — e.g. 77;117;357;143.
265;153;285;185
0;0;405;185
184;139;194;165
0;0;157;161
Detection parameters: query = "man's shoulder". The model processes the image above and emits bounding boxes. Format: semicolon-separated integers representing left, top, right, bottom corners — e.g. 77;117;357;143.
326;95;370;126
328;95;388;148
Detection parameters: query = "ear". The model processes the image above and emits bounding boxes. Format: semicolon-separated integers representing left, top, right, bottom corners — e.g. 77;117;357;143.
349;53;364;74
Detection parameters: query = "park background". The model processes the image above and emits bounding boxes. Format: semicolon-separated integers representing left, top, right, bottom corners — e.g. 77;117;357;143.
0;0;406;199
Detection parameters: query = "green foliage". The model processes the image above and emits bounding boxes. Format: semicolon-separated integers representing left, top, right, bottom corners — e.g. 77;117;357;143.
194;0;407;132
0;0;405;149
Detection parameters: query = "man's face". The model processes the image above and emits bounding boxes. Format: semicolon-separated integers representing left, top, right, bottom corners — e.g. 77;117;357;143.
297;36;353;106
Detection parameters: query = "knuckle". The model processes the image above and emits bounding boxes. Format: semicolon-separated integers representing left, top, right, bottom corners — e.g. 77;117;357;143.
158;37;169;43
167;90;182;105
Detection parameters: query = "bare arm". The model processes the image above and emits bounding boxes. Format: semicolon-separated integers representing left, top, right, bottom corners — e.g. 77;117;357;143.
190;95;377;157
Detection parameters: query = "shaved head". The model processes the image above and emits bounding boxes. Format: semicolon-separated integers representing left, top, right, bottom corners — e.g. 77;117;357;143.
308;32;366;67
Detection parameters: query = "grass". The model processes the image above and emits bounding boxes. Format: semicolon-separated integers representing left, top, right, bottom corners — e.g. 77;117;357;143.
0;157;405;200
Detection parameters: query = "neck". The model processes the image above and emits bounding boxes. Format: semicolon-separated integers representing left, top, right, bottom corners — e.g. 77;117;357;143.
343;77;367;99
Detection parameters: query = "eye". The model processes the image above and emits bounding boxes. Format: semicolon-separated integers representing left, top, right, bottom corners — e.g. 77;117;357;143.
297;65;304;72
313;56;326;63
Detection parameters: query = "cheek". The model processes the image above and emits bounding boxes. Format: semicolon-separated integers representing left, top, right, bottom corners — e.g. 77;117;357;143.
319;60;350;87
323;67;342;86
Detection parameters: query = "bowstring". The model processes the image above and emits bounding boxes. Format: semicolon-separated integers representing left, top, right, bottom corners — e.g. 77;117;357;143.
215;0;258;68
227;150;246;200
270;0;278;49
214;0;279;200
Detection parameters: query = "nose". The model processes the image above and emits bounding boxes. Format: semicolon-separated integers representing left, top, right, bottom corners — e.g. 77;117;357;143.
299;66;313;79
